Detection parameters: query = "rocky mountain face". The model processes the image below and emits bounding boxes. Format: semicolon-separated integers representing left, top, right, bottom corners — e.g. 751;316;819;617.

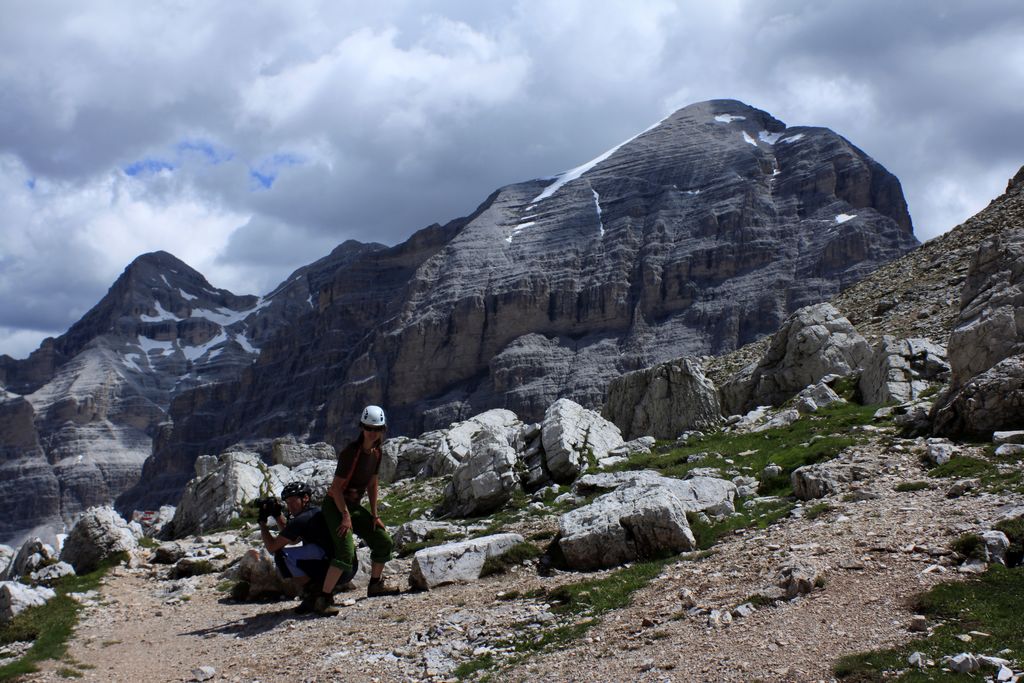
116;99;918;513
0;246;377;545
2;99;920;536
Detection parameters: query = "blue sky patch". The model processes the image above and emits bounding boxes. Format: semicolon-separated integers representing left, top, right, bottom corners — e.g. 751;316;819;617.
249;152;306;191
123;158;175;176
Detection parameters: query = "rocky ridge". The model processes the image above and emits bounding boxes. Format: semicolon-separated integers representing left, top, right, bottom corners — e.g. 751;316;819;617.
0;244;378;545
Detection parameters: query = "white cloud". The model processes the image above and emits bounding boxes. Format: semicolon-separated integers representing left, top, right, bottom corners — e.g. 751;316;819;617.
1;0;1021;357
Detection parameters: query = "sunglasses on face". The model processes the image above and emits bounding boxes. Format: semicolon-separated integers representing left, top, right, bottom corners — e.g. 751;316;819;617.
361;424;385;432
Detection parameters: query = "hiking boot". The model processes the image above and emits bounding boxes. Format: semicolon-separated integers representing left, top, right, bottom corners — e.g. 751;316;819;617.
313;593;339;615
294;593;317;615
366;577;400;597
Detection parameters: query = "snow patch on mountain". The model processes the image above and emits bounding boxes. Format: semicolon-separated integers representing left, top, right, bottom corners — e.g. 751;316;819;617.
140;301;179;323
530;115;669;205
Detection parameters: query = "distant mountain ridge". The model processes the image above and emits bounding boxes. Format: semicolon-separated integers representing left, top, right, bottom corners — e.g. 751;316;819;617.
0;99;919;542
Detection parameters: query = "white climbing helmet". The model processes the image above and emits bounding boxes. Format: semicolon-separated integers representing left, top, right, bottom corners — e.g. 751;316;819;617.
360;405;386;428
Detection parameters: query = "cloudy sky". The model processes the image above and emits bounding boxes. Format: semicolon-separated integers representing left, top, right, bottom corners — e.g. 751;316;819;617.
1;1;1022;359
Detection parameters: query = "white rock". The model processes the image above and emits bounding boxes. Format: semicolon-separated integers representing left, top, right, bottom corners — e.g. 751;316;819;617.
558;480;701;570
60;507;138;573
542;399;623;482
270;437;335;467
720;303;870;414
191;665;216;682
30;561;75;585
0;581;56;624
858;336;949;405
949;653;979;674
995;443;1024;457
925;438;957;466
983;530;1010;565
442;425;521;516
409;534;524;590
169;450;287;538
795;381;844;414
993;430;1024;445
0;545;12;580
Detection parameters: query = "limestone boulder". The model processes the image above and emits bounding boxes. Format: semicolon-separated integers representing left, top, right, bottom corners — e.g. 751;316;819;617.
859;337;949;405
0;545;12;579
794;381;844;414
30;561;75;585
558;481;697;570
933;356;1024;438
409;533;525;590
934;230;1024;437
792;461;873;500
982;530;1010;566
925;438;957;467
607;437;657;459
573;471;737;515
60;507;138;573
0;581;56;624
288;459;338;501
775;564;820;599
270;437;336;468
166;451;285;539
3;537;56;581
229;548;292;599
442;426;521;517
752;408;801;432
152;542;187;565
382;409;524;484
720;304;870;415
603;357;723;440
542;399;623;483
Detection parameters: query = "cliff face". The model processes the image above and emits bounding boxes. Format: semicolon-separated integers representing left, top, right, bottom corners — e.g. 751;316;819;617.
115;99;917;513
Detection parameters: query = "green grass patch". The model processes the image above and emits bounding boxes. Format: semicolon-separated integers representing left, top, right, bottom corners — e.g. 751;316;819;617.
950;533;986;561
0;553;125;681
928;456;997;480
136;536;159;549
686;498;794;550
169;559;216;579
378;479;445;528
803;502;833;520
544;557;672;616
894;481;931;492
834;565;1024;681
609;403;881;497
479;543;542;577
465;557;673;679
397;528;461;558
452;654;496;679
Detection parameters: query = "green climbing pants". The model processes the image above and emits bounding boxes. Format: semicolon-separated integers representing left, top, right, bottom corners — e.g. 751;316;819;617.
321;495;395;571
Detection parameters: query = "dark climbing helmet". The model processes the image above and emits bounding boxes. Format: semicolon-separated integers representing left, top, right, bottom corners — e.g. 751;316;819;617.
280;481;312;500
